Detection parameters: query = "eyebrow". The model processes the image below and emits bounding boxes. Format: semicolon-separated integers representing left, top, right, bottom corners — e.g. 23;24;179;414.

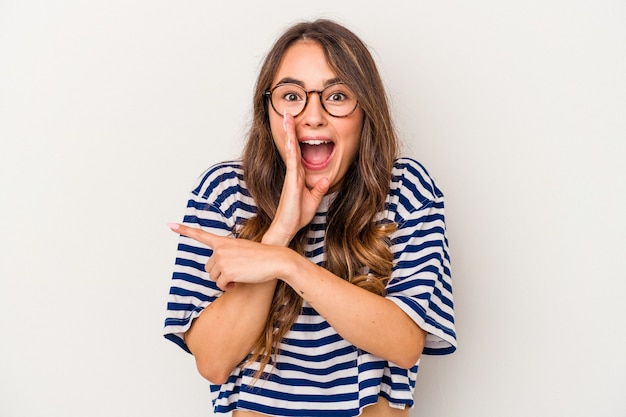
274;77;342;88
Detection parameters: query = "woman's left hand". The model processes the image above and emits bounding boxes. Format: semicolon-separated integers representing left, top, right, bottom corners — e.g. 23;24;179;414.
168;222;292;291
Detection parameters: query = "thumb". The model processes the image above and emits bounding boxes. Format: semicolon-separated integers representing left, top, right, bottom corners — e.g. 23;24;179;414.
309;177;331;203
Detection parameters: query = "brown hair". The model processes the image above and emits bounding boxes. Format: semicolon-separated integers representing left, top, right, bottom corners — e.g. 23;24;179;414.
238;19;398;374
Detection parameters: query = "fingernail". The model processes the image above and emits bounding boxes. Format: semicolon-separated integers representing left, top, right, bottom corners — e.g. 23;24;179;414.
167;222;180;231
282;110;287;132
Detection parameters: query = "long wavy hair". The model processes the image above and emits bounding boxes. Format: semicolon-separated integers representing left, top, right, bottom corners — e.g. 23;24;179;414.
238;19;399;374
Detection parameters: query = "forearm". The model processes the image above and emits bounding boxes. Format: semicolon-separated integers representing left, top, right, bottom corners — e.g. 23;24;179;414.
282;256;426;369
185;280;277;383
184;230;292;383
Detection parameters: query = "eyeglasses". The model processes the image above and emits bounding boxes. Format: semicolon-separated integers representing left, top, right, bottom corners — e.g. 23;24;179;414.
264;82;358;118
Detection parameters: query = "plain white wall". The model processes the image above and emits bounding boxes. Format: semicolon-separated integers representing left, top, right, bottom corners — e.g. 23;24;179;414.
1;1;625;416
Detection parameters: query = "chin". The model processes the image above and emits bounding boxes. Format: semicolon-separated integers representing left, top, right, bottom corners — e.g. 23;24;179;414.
304;177;322;190
305;173;334;193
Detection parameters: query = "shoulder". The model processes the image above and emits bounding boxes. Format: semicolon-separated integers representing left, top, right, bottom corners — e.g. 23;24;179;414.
190;160;247;201
391;157;444;206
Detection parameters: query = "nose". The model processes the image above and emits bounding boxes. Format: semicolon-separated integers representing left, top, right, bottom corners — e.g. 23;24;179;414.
300;91;327;126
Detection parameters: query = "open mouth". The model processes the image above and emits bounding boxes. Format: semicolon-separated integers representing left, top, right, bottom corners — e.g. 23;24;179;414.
299;139;335;168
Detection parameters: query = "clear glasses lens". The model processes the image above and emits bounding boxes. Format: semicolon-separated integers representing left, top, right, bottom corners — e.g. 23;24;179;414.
269;83;357;117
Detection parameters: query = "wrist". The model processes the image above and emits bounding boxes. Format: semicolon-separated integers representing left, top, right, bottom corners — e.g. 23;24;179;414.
261;228;293;247
276;247;301;286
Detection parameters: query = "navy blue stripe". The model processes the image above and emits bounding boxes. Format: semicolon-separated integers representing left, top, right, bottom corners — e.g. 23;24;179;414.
175;257;208;272
164;333;190;353
393;237;445;257
164;317;194;327
358;377;381;390
278;344;355;363
357;358;386;372
171;271;212;287
282;332;344;348
304;246;325;258
182;215;231;232
177;243;211;257
396;211;445;232
301;307;320;315
239;385;357;402
258;371;357;389
387;278;436;292
392;262;453;294
274;359;356;376
290;321;331;332
166;302;196;312
169;284;216;302
186;199;211;211
395;251;444;270
390;364;416;374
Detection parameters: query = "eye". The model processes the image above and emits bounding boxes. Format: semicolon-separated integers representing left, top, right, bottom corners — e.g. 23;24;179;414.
323;85;352;103
273;84;305;103
327;92;347;102
283;92;302;102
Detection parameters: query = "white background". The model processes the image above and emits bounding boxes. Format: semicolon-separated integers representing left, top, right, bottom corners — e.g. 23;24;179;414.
1;1;625;416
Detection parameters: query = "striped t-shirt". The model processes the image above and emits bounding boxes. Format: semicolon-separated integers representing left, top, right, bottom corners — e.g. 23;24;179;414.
164;157;456;416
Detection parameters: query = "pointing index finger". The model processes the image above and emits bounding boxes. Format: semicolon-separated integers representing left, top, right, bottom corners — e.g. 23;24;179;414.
167;222;219;248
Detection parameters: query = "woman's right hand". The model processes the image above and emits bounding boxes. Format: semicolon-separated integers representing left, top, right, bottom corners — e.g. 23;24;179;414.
262;113;330;246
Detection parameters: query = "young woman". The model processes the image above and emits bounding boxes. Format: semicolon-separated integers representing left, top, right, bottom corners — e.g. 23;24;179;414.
165;19;456;417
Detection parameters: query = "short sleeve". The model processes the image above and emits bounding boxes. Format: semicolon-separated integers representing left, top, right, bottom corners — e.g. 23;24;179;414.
163;163;243;353
385;159;457;355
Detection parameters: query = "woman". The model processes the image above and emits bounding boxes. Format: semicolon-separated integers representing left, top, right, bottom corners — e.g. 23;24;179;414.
165;19;456;417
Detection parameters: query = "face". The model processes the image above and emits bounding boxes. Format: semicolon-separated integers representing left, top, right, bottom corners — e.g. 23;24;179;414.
269;41;364;192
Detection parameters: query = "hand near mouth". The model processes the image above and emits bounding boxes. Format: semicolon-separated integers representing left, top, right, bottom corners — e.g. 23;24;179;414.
262;113;331;247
